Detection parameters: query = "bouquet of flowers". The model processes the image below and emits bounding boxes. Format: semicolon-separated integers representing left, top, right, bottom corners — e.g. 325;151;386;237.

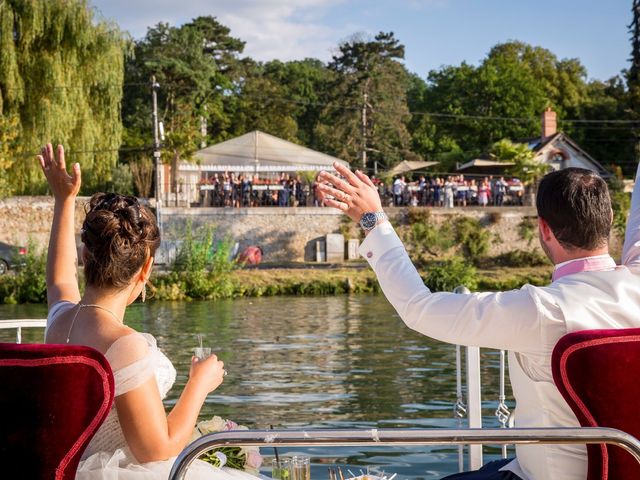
191;416;263;474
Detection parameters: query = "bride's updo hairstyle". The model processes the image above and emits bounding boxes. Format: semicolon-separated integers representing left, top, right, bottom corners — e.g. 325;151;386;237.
81;193;160;288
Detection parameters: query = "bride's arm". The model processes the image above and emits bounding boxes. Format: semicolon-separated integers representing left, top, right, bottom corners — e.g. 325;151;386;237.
37;144;82;308
115;353;226;462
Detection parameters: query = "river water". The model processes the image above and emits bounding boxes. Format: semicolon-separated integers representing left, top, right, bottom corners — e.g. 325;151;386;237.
0;295;513;479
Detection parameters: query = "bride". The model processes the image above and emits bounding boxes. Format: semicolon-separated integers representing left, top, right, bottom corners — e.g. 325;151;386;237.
39;144;259;479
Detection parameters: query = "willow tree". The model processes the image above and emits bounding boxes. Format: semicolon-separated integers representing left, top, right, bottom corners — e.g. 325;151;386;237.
0;0;126;194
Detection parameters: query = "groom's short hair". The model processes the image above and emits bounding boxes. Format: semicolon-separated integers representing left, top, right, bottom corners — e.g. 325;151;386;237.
536;167;612;251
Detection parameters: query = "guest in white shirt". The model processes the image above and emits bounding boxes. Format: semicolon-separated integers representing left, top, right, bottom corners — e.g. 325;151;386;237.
316;164;640;480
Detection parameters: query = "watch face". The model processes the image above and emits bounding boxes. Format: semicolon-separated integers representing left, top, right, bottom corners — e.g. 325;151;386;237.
360;212;378;230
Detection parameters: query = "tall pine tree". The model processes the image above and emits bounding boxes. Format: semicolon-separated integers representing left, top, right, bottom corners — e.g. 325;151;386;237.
629;0;640;87
315;32;412;170
0;0;126;194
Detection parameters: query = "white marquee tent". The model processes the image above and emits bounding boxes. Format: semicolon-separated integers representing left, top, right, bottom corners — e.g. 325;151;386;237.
172;131;349;205
183;130;349;173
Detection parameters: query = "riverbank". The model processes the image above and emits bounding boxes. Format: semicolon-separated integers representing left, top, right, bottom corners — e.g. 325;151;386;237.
233;264;552;294
0;249;554;304
150;262;553;301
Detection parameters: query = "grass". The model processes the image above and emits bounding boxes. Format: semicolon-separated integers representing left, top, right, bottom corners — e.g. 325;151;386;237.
226;262;553;297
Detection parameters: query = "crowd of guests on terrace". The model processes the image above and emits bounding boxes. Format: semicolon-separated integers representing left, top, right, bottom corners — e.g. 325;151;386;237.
379;175;525;208
197;171;525;208
198;172;311;207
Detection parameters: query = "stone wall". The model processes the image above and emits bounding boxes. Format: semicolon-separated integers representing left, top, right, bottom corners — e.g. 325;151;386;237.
159;205;543;261
0;196;88;247
160;206;347;262
0;197;553;261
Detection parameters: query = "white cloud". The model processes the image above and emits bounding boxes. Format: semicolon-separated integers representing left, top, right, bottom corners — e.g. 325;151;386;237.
91;0;351;62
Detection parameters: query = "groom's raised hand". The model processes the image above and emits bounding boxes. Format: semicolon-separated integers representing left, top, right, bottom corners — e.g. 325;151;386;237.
317;162;383;223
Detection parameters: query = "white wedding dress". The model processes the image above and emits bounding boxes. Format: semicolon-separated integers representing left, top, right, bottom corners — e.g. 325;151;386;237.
47;301;261;480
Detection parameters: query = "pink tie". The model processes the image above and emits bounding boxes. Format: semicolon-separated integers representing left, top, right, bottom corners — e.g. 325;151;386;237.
552;256;617;282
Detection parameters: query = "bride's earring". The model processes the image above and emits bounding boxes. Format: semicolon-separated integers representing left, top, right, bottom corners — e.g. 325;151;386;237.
141;283;146;303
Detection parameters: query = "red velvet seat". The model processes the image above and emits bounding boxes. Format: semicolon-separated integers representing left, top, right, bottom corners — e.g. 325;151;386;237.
552;328;640;480
0;343;114;480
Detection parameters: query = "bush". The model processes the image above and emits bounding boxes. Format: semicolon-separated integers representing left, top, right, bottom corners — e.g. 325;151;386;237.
423;256;477;292
406;207;431;225
609;176;630;237
477;273;549;290
518;217;537;246
408;221;455;257
0;241;47;304
153;220;237;300
486;211;503;225
110;164;135;196
454;217;490;264
487;249;550;268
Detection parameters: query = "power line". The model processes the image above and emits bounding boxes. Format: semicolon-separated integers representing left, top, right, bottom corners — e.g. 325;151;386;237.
4;81;640;126
18;145;152;159
1;82;149;91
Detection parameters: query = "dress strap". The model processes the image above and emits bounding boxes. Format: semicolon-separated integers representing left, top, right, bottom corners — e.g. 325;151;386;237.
65;303;122;344
65;304;83;344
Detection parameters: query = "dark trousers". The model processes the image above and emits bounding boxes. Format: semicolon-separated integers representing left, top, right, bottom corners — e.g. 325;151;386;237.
440;459;522;480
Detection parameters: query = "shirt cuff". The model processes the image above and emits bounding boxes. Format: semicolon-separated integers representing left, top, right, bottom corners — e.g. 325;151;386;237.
358;221;404;269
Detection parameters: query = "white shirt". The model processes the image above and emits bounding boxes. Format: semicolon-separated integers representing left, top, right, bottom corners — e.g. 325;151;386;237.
358;165;640;480
393;179;403;195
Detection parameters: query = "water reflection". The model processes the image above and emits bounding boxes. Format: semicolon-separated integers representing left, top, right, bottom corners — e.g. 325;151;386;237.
0;296;513;479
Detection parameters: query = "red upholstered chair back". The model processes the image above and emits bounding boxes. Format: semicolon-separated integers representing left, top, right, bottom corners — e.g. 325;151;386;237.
0;343;114;480
552;328;640;480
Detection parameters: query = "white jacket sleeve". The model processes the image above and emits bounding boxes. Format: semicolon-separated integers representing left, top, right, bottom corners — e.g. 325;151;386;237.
359;222;544;352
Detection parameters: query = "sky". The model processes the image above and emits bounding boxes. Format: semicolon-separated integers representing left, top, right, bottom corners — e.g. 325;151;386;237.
90;0;632;82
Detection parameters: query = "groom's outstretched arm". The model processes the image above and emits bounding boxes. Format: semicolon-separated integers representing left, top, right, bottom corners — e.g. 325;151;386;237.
358;221;542;352
316;164;544;353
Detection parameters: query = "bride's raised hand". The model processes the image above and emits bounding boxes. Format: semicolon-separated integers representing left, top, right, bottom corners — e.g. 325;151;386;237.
37;143;81;201
188;353;226;395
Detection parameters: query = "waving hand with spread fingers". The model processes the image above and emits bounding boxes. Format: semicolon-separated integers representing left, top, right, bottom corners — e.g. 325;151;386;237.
316;163;387;232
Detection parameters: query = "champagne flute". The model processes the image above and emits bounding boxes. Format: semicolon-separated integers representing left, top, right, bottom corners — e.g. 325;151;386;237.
194;334;211;360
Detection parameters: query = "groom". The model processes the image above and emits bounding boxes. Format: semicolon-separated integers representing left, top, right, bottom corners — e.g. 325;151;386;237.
317;164;640;480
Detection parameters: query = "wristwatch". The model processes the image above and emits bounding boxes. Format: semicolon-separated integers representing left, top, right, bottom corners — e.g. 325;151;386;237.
359;211;388;231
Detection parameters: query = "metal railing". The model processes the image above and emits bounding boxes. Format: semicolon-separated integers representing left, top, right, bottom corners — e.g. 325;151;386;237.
168;427;640;480
452;286;515;469
0;319;47;343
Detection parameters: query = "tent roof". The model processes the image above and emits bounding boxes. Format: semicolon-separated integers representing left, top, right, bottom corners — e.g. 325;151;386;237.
388;160;438;175
456;158;515;174
187;130;349;172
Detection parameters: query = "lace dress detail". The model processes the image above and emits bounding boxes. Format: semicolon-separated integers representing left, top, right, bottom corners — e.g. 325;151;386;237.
46;302;260;480
82;333;176;458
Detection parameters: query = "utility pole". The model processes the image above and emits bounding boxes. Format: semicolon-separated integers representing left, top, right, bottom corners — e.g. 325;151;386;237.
361;91;371;172
361;92;368;171
151;76;162;234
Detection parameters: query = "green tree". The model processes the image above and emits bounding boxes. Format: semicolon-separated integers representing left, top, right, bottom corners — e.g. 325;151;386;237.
0;0;127;193
418;41;589;156
628;0;640;171
260;59;332;147
230;62;299;141
573;77;634;173
315;32;412;171
0;114;19;197
122;17;247;200
629;0;640;87
490;139;549;196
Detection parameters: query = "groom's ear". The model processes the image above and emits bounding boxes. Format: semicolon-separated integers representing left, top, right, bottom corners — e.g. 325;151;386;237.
538;217;553;242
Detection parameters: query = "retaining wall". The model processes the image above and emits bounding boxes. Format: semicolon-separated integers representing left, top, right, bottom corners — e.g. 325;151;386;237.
0;197;548;261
